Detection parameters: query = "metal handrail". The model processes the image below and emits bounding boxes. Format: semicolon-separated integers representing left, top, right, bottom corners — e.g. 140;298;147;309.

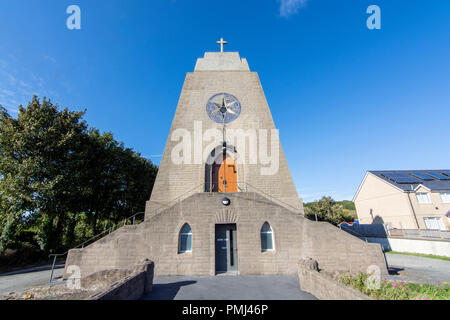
237;182;303;215
339;224;369;242
48;182;304;282
48;211;145;282
145;182;304;218
245;182;300;212
388;228;450;240
145;183;206;218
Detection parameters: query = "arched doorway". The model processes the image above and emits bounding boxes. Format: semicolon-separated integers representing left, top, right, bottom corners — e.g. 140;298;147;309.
205;145;238;192
212;156;237;192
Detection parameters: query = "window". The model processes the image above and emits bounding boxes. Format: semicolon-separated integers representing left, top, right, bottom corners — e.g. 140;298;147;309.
178;223;192;253
260;222;274;252
440;192;450;204
416;192;431;204
423;217;446;231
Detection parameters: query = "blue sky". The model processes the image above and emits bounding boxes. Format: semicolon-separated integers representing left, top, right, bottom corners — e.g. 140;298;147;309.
0;0;449;202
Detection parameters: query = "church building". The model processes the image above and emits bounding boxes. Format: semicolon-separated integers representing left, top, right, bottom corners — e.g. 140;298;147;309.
65;40;388;278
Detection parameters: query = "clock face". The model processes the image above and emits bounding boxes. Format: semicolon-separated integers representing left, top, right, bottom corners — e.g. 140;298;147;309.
206;93;241;124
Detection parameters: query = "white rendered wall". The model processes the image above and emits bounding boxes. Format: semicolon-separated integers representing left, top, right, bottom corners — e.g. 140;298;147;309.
366;237;450;257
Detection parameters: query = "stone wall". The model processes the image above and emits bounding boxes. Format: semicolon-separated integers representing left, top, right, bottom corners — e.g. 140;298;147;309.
64;225;145;279
88;260;154;300
302;220;389;275
64;192;388;279
298;258;372;300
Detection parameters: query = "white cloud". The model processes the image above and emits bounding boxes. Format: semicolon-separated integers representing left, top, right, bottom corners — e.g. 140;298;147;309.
7;108;19;114
43;55;57;64
0;89;15;96
279;0;308;18
0;56;60;112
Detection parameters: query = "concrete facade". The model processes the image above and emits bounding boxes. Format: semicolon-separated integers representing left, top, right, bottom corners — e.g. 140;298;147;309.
354;172;450;230
146;51;302;216
64;49;388;282
65;192;388;279
194;52;250;71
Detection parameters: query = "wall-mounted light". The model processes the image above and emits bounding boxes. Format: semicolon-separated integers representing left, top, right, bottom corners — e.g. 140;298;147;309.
222;197;231;206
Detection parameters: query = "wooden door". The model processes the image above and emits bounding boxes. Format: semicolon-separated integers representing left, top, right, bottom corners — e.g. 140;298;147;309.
218;156;237;192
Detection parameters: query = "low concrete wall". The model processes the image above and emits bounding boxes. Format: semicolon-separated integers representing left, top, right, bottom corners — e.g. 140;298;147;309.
365;237;450;257
64;193;388;278
298;258;372;300
81;269;132;291
88;260;154;300
302;221;389;275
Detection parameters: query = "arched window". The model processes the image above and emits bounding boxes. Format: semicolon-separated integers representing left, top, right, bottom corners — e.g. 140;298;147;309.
260;222;274;252
178;223;192;253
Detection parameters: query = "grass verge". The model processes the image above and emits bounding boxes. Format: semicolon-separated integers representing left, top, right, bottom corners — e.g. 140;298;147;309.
335;272;450;300
385;251;450;261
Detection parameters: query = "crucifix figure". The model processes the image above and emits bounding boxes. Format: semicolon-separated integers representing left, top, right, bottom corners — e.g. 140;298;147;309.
216;38;227;53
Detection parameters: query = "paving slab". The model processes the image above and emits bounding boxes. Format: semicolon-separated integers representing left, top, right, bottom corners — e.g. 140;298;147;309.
141;275;317;300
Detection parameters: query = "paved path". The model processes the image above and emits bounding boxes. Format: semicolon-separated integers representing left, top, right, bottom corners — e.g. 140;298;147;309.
141;275;317;300
384;253;450;284
2;253;448;298
0;265;64;295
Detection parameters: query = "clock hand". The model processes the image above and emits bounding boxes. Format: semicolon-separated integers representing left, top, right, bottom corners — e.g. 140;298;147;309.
213;102;222;108
225;101;236;107
226;108;236;115
211;108;220;115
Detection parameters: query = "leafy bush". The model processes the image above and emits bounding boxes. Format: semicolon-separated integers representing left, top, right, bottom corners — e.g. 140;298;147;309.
335;272;450;300
304;196;355;226
0;244;47;273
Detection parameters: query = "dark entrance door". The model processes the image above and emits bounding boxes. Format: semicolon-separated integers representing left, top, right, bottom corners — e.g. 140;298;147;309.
215;224;238;274
211;162;220;192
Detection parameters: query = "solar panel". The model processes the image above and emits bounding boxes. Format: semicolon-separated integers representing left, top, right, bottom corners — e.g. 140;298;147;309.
440;171;450;178
427;172;450;180
411;172;434;181
381;173;422;184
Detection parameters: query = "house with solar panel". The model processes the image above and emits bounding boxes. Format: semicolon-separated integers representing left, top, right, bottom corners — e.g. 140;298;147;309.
353;170;450;231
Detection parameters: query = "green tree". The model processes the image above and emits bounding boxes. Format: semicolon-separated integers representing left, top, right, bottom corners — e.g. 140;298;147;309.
304;196;355;226
0;97;87;252
79;128;157;236
0;96;158;257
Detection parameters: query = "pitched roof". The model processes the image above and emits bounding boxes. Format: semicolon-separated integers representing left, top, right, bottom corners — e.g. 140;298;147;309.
369;170;450;192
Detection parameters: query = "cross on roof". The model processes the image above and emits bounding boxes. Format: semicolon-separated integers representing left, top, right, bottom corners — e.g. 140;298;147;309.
216;38;227;53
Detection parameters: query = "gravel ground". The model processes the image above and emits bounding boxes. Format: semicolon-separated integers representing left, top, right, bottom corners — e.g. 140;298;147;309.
383;253;450;284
